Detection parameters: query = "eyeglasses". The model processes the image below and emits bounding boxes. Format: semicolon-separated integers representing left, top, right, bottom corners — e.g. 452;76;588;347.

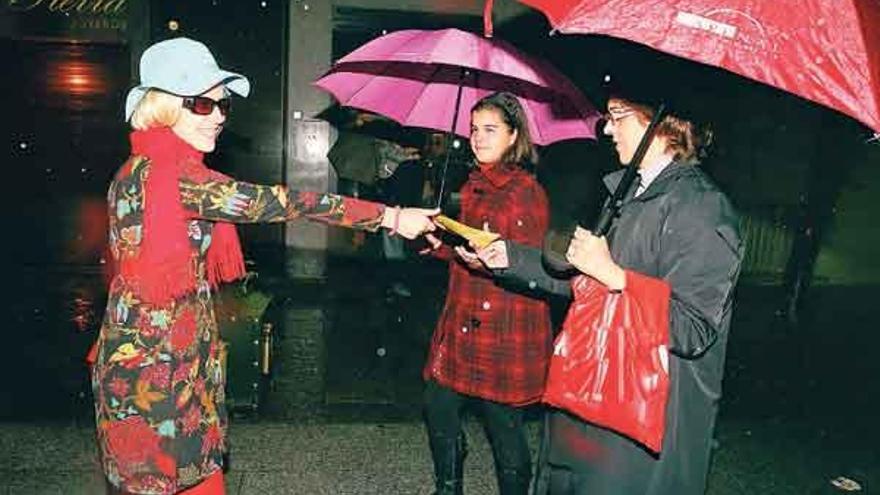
182;96;231;116
603;109;636;125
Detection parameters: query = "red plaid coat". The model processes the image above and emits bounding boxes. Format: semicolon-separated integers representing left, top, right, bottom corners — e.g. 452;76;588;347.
424;163;552;405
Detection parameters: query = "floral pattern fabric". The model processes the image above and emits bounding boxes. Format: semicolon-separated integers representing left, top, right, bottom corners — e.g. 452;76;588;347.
93;155;385;494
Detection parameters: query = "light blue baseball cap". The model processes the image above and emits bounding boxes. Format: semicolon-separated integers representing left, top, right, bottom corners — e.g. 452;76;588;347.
125;37;250;121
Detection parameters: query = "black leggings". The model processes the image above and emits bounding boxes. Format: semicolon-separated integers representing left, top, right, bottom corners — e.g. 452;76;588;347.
546;464;588;495
424;380;532;492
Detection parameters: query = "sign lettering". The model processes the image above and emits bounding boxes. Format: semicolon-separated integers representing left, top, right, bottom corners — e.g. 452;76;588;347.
7;0;126;15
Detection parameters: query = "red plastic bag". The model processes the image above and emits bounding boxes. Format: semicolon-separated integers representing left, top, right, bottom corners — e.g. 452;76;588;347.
543;271;671;453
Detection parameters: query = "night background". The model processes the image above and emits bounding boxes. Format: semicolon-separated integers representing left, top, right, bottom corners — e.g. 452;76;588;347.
1;0;878;493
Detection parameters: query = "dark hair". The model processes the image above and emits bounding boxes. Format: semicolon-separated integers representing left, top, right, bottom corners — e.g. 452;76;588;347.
470;92;538;166
603;69;713;163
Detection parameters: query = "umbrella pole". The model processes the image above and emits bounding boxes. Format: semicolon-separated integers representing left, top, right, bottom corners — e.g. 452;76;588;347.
435;68;468;209
593;102;667;235
542;103;667;272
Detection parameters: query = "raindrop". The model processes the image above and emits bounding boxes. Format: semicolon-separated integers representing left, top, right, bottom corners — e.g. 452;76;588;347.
19;142;28;150
376;347;386;357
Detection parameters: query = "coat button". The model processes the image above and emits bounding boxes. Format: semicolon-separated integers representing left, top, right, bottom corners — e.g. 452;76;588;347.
461;326;468;333
516;219;523;227
482;301;491;310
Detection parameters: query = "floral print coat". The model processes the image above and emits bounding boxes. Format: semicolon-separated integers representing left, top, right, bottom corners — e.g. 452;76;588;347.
92;155;385;494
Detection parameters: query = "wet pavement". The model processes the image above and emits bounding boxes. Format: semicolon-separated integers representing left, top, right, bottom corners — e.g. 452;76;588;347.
0;410;875;494
2;260;878;494
0;420;501;495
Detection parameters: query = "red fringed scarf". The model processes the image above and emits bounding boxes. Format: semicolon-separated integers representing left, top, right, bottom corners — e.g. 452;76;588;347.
120;127;245;305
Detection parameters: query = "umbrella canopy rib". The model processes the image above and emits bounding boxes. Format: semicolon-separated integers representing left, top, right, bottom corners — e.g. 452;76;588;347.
314;28;600;145
518;0;880;132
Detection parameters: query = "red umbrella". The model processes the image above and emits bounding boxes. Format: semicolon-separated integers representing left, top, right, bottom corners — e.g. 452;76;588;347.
517;0;880;133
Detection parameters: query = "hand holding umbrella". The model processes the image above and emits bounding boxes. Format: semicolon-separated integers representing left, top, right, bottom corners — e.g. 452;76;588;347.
565;226;626;291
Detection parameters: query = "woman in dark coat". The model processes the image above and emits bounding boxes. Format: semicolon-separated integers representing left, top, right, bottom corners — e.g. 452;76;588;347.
477;90;743;494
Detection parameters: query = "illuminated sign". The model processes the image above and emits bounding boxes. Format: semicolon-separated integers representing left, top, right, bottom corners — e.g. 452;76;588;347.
2;0;131;40
7;0;126;15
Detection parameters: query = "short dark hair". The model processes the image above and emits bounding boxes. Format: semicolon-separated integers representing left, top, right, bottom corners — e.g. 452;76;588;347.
609;95;713;163
471;92;538;166
602;68;713;163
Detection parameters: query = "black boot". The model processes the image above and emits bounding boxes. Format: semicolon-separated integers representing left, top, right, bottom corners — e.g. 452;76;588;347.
429;433;467;495
497;467;532;495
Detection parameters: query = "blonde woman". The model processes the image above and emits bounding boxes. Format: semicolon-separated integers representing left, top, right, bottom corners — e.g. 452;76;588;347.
91;37;436;495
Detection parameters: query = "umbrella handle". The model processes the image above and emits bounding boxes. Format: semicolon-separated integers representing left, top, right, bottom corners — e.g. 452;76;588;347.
542;103;667;273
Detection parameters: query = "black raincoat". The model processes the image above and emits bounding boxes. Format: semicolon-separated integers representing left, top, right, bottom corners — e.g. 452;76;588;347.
496;161;743;494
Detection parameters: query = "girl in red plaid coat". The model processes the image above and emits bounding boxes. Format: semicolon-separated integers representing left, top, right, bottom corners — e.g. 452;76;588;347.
421;92;553;495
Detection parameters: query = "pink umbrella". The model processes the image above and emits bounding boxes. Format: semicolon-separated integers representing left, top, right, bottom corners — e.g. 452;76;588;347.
313;28;600;146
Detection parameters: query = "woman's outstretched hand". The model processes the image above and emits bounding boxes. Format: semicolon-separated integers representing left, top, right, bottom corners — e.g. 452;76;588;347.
382;207;440;240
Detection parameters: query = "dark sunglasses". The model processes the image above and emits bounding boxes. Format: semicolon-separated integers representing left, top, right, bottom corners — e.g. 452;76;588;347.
182;96;231;116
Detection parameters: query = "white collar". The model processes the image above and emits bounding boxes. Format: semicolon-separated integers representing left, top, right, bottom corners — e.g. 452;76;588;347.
636;155;673;195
